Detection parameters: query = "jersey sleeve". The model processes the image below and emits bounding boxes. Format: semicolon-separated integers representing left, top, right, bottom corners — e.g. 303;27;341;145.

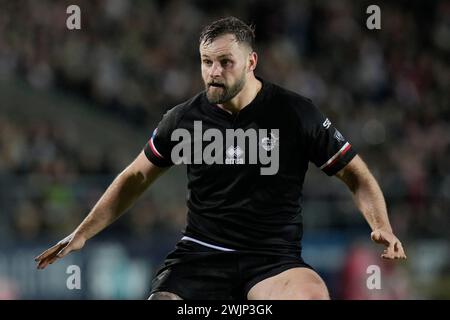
301;103;357;176
143;109;178;167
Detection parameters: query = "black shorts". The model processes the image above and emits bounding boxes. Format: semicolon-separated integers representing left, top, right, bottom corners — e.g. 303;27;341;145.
150;239;314;300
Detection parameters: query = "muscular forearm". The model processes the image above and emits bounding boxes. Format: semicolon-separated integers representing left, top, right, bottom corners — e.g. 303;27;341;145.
337;156;393;232
350;173;392;232
74;169;151;241
336;156;406;260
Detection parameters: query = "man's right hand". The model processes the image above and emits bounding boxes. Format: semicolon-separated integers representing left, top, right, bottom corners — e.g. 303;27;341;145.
34;232;86;269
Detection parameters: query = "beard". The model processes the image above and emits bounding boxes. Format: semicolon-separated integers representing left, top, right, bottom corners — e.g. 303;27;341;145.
205;71;246;104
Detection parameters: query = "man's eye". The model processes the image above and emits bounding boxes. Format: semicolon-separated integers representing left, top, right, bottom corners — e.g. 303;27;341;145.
203;60;212;65
221;60;232;67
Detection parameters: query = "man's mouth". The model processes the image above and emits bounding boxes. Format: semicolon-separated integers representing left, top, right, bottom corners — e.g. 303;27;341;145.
209;83;225;88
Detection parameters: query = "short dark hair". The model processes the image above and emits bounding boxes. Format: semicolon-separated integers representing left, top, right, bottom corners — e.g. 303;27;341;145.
199;17;255;50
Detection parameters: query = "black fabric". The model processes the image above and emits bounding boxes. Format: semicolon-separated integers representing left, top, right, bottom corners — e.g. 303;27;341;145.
144;78;357;255
150;240;314;300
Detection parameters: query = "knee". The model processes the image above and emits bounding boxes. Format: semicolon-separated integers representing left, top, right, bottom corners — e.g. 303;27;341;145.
148;291;182;300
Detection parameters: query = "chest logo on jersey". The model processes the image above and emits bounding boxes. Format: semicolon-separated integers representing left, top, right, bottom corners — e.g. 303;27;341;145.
261;132;279;151
170;121;279;175
225;146;244;164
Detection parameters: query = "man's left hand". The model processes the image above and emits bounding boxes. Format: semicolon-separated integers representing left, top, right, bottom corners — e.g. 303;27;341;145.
371;229;407;260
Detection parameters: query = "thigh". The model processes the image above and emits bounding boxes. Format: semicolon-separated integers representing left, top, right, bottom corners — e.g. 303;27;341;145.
247;267;330;300
150;241;239;300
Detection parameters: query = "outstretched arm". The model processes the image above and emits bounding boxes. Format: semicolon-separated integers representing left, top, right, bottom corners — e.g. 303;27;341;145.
335;155;407;260
35;150;167;269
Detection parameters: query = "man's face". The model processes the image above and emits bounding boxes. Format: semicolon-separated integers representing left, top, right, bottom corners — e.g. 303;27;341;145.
200;34;251;104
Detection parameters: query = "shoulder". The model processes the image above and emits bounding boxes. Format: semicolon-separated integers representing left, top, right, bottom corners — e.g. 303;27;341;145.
160;92;204;125
270;82;313;106
268;82;323;125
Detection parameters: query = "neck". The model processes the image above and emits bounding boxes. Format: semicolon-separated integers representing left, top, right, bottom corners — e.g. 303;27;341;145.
218;75;262;114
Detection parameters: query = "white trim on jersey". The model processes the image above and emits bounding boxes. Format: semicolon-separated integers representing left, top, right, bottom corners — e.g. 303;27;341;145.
181;236;236;252
319;142;350;170
150;137;164;159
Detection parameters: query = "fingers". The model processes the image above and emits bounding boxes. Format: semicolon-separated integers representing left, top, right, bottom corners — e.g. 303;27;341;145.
37;257;52;269
35;247;62;269
381;240;407;260
36;251;63;269
381;249;395;259
371;229;407;260
35;242;70;269
56;244;73;259
394;241;407;259
386;240;395;257
35;234;85;270
36;249;60;269
37;256;58;270
34;243;63;262
47;255;60;265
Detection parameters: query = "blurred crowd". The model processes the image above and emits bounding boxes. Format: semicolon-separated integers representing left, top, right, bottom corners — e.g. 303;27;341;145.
0;0;449;264
0;115;188;242
1;0;449;240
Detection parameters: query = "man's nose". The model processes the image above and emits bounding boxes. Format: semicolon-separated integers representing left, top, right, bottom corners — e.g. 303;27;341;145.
210;62;223;78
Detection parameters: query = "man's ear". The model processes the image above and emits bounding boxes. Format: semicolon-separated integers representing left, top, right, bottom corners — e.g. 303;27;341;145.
248;51;258;72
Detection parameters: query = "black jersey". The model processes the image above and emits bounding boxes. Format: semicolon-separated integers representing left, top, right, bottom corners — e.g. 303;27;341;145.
144;78;356;256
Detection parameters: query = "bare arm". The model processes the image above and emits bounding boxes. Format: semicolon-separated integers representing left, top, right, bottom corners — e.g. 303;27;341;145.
335;155;407;260
35;150;167;269
72;150;166;240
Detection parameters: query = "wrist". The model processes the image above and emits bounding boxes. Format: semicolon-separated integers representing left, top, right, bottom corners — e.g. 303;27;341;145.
73;229;89;241
372;226;393;233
